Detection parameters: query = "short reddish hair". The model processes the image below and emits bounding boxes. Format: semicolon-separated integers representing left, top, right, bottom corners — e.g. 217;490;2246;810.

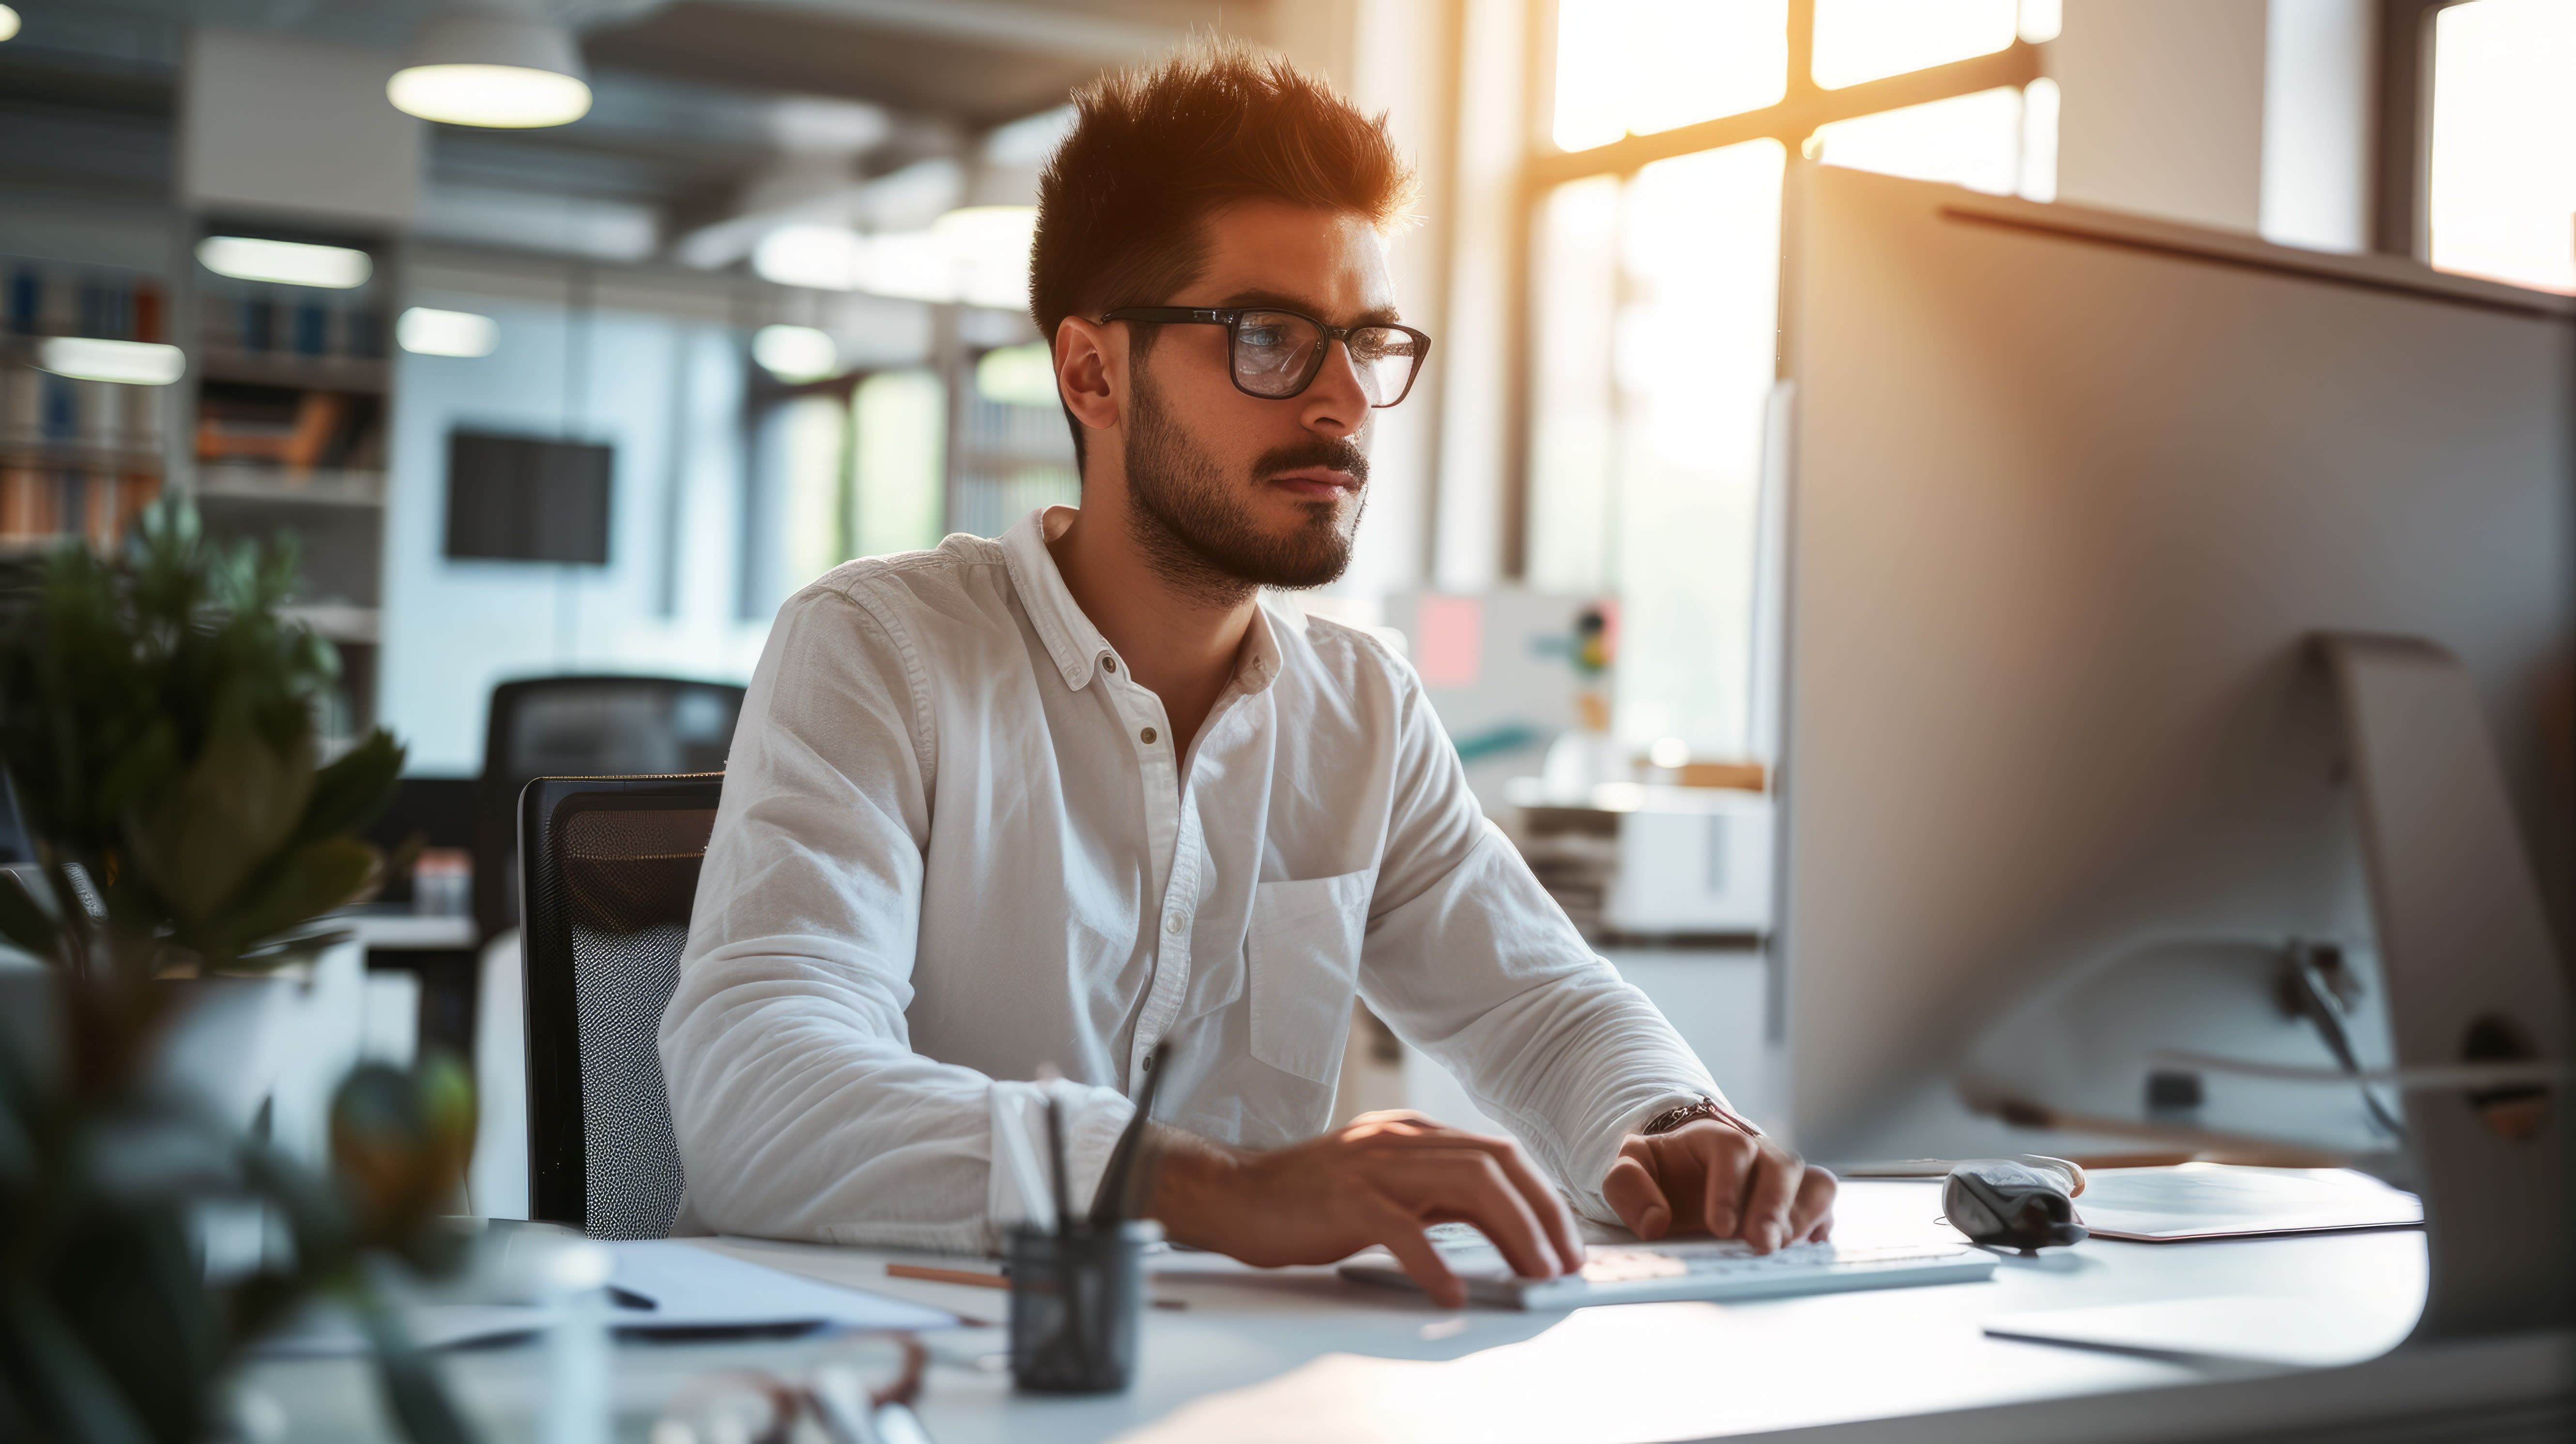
1031;40;1417;361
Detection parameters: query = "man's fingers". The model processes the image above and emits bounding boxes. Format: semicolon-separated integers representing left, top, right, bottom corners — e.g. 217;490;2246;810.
1738;1146;1802;1254
1358;1123;1581;1275
1602;1154;1671;1240
1345;1109;1441;1137
1679;1125;1757;1240
1477;1135;1584;1273
1375;1217;1466;1309
1396;1152;1563;1280
1791;1166;1839;1243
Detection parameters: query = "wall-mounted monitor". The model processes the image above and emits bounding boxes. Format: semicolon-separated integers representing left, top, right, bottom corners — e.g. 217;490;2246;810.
444;430;611;564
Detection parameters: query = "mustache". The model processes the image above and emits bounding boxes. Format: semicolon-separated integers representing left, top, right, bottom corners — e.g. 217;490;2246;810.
1254;435;1369;489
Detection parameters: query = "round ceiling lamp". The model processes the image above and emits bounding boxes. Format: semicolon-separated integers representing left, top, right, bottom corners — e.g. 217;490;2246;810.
389;10;593;128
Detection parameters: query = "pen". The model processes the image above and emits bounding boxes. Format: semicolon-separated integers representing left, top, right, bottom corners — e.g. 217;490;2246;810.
884;1264;1187;1309
1045;1094;1072;1236
1089;1040;1170;1229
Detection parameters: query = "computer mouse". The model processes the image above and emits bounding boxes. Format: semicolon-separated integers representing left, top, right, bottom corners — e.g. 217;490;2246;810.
1943;1156;2088;1254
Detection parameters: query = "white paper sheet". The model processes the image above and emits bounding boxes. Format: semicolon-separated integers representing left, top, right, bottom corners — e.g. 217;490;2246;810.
607;1239;958;1333
251;1239;958;1357
2073;1165;2422;1241
1982;1294;2413;1368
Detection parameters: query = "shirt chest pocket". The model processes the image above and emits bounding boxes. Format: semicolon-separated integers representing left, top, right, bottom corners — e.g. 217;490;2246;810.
1245;869;1376;1084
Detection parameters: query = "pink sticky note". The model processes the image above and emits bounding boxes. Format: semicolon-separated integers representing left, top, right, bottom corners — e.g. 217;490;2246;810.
1414;594;1483;689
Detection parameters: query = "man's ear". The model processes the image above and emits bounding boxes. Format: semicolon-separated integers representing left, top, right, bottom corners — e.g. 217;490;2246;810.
1054;316;1121;437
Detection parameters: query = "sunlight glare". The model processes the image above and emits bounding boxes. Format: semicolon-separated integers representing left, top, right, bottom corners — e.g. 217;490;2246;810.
1810;88;2026;197
1813;0;2018;90
2429;0;2576;294
1554;0;1787;151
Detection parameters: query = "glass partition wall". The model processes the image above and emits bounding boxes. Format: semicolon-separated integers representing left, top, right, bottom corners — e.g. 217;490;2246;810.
1524;0;2058;761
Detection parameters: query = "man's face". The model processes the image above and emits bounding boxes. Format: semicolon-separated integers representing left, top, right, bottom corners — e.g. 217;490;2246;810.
1119;200;1397;593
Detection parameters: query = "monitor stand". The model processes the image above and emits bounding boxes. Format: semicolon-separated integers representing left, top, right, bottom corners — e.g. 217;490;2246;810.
2326;634;2571;1340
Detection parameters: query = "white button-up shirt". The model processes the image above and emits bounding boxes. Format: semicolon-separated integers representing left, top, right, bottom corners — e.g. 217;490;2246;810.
661;507;1721;1251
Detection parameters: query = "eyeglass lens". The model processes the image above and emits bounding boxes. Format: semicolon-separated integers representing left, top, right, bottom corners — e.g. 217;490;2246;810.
1232;310;1421;405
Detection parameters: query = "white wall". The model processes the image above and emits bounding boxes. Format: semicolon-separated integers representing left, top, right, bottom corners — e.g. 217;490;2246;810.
2260;0;2375;253
180;29;422;228
2055;0;2271;232
380;286;767;775
2056;0;2377;252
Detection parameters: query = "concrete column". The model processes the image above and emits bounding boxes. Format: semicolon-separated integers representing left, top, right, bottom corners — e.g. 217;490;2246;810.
1343;0;1462;602
1431;0;1529;591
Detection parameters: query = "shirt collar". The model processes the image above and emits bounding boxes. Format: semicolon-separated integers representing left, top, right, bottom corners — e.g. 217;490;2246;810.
999;505;1288;697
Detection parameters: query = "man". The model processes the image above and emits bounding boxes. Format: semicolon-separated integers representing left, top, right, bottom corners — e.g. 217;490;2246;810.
663;43;1833;1306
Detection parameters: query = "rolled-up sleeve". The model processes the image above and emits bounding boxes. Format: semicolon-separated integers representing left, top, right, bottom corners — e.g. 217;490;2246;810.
659;583;1130;1252
1357;665;1721;1223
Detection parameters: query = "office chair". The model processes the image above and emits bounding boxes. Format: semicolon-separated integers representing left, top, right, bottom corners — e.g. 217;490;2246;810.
472;676;744;942
519;772;721;1239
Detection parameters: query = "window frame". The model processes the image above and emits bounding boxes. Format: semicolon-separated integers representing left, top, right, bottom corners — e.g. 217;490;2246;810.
2371;0;2484;261
1505;0;2047;577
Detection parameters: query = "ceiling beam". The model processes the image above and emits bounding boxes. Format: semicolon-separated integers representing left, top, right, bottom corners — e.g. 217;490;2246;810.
749;0;1186;61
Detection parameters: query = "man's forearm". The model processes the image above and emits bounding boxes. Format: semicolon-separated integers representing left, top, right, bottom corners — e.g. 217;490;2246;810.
1137;1121;1250;1247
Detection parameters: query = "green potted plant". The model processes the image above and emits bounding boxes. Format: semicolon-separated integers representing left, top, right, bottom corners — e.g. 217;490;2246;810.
0;499;475;1442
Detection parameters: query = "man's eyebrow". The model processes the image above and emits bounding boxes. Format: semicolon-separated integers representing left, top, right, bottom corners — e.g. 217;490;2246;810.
1217;288;1402;326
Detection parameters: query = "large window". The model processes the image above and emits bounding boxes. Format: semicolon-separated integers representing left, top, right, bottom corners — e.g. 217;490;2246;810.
2428;0;2576;294
1528;0;2057;760
744;364;950;615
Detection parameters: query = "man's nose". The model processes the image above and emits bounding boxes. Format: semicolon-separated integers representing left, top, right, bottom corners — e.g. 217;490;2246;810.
1298;338;1371;438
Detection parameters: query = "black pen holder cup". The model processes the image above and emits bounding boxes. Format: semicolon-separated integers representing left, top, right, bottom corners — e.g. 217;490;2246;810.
1007;1221;1156;1394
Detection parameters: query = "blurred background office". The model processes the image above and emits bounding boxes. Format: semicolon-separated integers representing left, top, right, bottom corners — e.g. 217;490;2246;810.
1;0;2567;1196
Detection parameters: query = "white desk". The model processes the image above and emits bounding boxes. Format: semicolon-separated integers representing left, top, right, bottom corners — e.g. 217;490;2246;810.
233;1180;2571;1442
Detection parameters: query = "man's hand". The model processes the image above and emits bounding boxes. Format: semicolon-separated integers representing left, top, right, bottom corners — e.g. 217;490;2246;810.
1145;1110;1582;1308
1600;1119;1836;1251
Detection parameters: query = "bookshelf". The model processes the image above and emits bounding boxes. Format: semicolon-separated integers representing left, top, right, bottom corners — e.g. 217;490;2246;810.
0;261;172;556
2;223;402;747
185;222;395;744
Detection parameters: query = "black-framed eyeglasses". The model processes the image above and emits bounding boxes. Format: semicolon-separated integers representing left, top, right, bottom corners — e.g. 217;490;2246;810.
1100;306;1432;408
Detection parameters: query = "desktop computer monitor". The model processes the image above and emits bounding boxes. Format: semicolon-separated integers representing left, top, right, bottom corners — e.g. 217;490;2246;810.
1770;164;2573;1172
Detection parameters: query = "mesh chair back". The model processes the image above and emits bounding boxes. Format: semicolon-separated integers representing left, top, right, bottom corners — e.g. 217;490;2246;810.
520;773;722;1238
475;677;744;940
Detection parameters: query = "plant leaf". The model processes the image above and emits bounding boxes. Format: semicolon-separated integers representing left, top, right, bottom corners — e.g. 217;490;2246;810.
202;835;380;963
294;727;405;849
0;1283;160;1444
355;1296;479;1444
119;690;317;932
0;870;59;962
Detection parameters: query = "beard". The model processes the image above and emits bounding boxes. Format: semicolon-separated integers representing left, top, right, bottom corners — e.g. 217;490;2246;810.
1121;365;1367;604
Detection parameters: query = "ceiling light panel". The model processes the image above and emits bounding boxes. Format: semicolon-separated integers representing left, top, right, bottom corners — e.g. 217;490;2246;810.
752;324;838;382
40;338;186;386
398;307;500;357
197;236;373;289
391;12;593;128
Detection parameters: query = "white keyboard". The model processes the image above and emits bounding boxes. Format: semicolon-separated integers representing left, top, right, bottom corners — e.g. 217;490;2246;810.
1339;1231;1995;1310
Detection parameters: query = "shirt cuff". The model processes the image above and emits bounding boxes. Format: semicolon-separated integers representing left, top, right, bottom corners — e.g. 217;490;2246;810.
984;1078;1135;1246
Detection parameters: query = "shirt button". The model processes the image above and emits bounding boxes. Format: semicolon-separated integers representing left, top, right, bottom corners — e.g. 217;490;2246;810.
1140;1051;1156;1072
1102;656;1117;673
1164;913;1186;936
1140;726;1157;744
